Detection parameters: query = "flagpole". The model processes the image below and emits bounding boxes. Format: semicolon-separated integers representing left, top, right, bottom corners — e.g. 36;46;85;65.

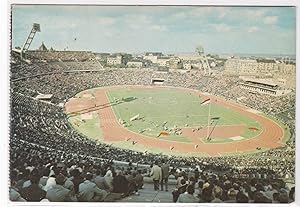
207;101;211;140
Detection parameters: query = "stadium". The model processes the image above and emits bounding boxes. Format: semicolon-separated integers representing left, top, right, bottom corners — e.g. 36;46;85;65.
9;22;295;203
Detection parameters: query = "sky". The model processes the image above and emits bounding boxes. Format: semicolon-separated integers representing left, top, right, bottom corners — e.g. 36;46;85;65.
11;5;296;55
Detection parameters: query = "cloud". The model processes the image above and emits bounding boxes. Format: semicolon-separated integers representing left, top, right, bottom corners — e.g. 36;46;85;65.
123;14;152;30
96;17;116;26
236;9;266;21
123;14;168;32
149;25;167;32
263;16;278;25
173;7;211;18
123;14;152;25
12;6;295;54
210;23;231;32
189;7;214;16
250;10;266;19
217;8;230;18
173;7;230;19
247;26;259;33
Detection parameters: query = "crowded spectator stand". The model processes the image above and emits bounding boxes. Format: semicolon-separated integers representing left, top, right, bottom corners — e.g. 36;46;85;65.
9;51;295;203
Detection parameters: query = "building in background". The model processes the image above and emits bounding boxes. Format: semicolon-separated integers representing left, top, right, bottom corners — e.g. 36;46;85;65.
143;52;163;64
156;57;170;67
167;57;182;69
224;58;257;75
224;58;296;90
126;60;143;68
256;59;279;74
107;55;123;66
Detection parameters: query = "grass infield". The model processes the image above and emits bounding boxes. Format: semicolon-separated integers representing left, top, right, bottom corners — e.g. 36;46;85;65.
106;87;261;142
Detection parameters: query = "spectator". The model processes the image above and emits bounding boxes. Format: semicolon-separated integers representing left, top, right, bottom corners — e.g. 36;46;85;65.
211;185;223;203
39;168;50;187
289;187;295;202
253;191;272;203
22;169;43;189
125;171;138;195
194;168;200;181
43;174;56;192
112;170;128;195
177;185;199;203
93;170;108;190
104;168;114;192
176;172;184;188
236;191;249;203
134;170;144;189
69;169;83;195
20;172;46;201
195;180;204;198
273;192;280;203
16;169;30;190
46;173;77;202
224;188;237;203
9;170;26;202
78;172;108;202
278;190;289;203
172;179;188;202
10;187;26;202
150;161;162;191
200;185;213;202
160;159;170;191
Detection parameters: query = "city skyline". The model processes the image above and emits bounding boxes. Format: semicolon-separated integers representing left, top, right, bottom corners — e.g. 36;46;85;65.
12;5;296;55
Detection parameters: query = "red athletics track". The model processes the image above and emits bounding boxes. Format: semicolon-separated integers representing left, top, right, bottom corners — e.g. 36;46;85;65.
65;85;285;156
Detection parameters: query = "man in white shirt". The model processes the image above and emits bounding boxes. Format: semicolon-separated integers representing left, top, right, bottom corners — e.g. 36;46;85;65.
150;161;162;191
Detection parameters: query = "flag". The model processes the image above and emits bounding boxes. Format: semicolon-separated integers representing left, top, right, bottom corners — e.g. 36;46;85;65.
170;146;174;151
201;98;210;105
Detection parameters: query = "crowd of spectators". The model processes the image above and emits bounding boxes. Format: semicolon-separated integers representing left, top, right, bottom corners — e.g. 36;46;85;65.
9;53;295;202
10;138;145;202
11;52;103;80
27;51;95;62
171;166;294;203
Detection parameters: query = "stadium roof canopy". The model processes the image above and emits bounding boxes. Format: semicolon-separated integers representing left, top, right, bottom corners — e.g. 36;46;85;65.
256;59;276;63
242;78;278;87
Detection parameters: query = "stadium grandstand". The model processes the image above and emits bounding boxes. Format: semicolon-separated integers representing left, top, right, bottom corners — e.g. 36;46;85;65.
10;48;295;203
9;23;295;203
239;78;291;96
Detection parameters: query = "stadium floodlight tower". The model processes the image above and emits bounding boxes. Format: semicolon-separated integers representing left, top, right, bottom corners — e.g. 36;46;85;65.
20;23;41;59
196;45;211;75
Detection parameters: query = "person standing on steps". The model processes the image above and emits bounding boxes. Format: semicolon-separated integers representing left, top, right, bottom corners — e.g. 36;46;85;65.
160;159;170;191
150;160;162;191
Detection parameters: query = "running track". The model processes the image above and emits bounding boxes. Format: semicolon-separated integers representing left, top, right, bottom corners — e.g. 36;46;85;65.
65;86;285;156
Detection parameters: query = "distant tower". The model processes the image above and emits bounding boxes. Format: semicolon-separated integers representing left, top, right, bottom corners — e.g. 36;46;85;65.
196;45;204;56
20;23;41;59
196;45;211;75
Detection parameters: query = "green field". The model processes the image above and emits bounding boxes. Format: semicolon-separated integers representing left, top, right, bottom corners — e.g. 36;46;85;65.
68;111;102;141
106;87;261;142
